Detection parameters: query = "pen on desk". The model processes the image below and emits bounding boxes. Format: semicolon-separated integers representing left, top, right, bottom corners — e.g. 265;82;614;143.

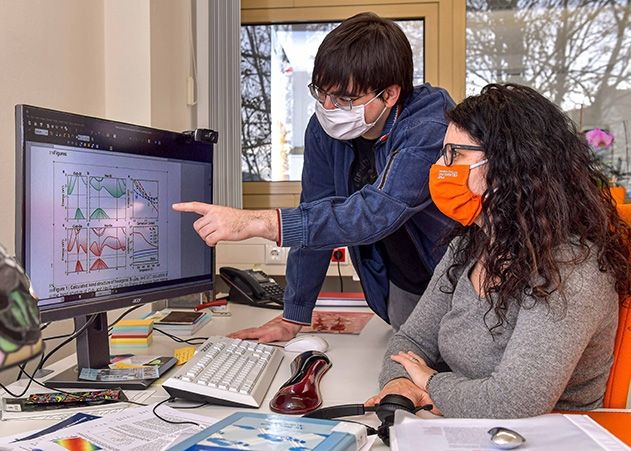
194;299;228;311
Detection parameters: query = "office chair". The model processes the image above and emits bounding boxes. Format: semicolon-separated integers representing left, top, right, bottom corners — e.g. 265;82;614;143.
603;204;631;408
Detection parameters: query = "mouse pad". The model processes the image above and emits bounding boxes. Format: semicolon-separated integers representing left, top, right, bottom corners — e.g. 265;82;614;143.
271;311;373;334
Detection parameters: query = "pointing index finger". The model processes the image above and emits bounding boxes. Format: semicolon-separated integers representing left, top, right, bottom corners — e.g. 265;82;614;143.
172;201;211;215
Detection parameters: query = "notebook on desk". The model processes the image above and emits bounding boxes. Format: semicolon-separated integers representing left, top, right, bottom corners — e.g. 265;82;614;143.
156;311;205;325
144;309;211;335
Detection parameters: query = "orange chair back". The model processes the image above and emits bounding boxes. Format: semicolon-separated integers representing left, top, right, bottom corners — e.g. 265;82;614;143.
604;204;631;408
604;297;631;408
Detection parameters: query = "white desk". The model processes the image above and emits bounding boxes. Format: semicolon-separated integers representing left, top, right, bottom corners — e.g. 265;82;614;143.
0;304;394;448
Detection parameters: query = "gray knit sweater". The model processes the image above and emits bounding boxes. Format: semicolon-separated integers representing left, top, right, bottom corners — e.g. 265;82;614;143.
379;239;618;418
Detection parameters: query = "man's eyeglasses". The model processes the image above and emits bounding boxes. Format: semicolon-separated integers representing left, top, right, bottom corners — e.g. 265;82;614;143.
440;143;484;166
308;83;377;111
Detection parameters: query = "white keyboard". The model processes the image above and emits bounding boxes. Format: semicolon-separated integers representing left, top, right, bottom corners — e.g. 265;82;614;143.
163;336;283;408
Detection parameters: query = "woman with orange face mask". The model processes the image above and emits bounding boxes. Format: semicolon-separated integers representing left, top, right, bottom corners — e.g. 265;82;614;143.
366;83;631;418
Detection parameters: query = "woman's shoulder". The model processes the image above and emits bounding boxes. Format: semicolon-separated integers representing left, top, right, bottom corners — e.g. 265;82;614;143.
555;239;607;276
553;240;618;308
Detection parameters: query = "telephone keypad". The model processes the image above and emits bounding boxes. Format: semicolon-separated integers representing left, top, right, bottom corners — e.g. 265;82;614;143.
264;284;284;301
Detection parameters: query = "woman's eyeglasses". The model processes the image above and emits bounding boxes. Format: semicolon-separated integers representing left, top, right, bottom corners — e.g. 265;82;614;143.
308;83;377;111
440;143;484;166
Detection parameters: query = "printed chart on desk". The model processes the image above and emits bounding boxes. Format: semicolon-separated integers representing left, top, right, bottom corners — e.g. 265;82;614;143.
27;146;184;300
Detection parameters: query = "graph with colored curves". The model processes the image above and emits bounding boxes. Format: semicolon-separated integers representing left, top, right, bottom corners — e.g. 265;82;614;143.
88;226;126;271
131;226;159;269
89;176;127;221
65;225;88;274
65;174;88;220
132;179;159;219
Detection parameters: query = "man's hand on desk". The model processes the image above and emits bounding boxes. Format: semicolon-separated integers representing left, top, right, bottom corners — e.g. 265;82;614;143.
228;320;302;343
172;202;278;246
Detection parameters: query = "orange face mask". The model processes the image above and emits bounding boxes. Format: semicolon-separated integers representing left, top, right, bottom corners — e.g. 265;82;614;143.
429;160;487;226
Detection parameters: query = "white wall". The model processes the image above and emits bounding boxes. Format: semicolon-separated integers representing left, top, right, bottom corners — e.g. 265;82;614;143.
150;0;195;131
0;0;106;254
102;0;194;130
104;0;152;125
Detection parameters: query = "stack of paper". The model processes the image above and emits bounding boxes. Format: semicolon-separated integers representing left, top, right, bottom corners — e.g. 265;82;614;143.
0;404;218;450
390;410;630;451
110;319;153;348
145;309;211;336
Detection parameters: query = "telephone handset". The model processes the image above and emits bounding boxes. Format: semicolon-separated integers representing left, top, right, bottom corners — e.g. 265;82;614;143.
219;267;284;310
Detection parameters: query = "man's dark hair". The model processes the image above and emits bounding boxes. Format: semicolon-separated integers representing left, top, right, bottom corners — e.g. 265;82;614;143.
312;12;414;104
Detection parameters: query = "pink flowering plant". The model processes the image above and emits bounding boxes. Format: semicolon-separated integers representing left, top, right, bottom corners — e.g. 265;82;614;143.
585;128;626;186
585;128;615;149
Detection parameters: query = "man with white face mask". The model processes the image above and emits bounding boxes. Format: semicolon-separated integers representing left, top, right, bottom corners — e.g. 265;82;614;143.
173;12;455;342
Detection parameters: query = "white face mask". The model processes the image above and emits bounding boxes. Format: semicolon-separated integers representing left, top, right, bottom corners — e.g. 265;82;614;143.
314;92;388;140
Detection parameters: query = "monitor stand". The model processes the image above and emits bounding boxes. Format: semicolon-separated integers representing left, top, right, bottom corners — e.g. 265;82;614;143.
43;312;157;390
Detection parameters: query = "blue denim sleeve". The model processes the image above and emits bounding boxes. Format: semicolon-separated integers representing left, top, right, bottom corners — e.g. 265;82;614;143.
280;120;448;250
282;119;337;324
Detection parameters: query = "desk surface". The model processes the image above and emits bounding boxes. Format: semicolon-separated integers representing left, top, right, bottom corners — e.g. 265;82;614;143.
0;304;393;448
2;304;629;449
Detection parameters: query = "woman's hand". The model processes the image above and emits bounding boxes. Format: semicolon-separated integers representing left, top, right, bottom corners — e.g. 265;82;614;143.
365;378;428;408
365;378;442;416
390;351;436;390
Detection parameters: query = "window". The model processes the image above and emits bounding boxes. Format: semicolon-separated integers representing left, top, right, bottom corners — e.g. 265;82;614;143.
466;0;631;188
240;20;424;182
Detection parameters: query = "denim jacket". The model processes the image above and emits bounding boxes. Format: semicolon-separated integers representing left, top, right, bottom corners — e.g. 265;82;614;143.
279;84;456;324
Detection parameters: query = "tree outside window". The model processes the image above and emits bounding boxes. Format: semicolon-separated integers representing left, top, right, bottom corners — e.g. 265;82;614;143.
467;0;631;186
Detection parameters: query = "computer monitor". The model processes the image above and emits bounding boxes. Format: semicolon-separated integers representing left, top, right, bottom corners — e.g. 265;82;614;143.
15;105;214;388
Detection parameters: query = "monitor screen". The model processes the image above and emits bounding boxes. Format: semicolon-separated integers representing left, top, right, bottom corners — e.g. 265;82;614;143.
15;105;214;323
15;105;215;387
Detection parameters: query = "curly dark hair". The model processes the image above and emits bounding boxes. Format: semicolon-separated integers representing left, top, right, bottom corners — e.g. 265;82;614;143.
443;83;631;332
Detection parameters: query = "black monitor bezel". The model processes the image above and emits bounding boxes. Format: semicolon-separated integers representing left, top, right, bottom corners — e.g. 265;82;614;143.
15;104;215;323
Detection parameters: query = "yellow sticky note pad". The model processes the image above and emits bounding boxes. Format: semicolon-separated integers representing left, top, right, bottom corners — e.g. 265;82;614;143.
174;346;196;365
112;362;143;369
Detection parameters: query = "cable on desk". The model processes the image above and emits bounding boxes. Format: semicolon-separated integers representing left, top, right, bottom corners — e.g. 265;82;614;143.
155;328;284;349
40;322;51;331
15;349;44;382
152;327;208;345
19;318;93;380
43;331;75;342
42;314;97;343
15;314;100;387
38;314;99;373
167;400;208;409
153;397;200;427
336;418;378;436
0;353;45;398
